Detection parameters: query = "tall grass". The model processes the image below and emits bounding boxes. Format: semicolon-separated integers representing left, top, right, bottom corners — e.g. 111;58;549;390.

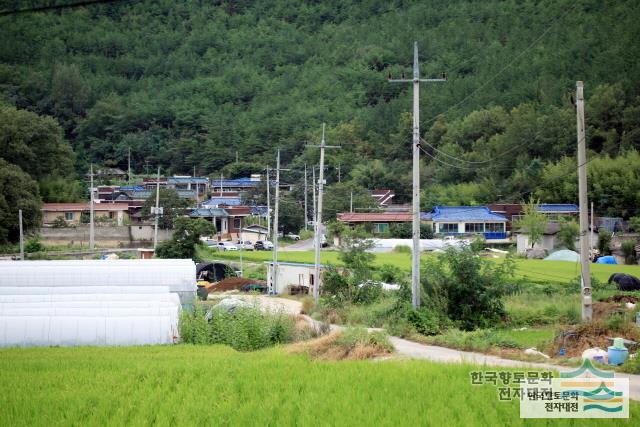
180;304;295;351
1;346;638;426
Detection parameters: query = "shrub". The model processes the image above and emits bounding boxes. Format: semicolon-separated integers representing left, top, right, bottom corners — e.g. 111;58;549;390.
354;281;383;305
598;230;612;255
300;296;314;315
393;245;411;254
557;219;579;251
179;304;295;351
51;216;69;228
621;240;638;264
407;307;440;335
421;246;513;330
377;264;404;283
24;235;44;253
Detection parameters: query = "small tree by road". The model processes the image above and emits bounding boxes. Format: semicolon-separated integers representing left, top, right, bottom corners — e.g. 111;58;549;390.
515;198;547;248
155;218;215;261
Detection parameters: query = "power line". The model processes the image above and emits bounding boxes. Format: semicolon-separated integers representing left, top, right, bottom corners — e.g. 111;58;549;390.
0;0;133;16
420;137;531;165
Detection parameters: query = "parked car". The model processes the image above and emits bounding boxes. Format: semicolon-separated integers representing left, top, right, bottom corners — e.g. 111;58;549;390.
254;240;274;250
286;233;300;241
236;240;254;250
321;234;328;247
216;241;238;251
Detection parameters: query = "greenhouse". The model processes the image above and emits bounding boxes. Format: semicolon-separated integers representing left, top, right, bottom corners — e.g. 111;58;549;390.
0;259;196;347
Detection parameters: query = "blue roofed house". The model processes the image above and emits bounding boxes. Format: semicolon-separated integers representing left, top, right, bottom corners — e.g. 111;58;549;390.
167;176;209;196
421;206;508;241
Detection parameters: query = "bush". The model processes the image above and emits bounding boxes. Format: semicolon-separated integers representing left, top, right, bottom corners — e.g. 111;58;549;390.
557;219;579;251
621;240;638;264
179;304;294;351
377;264;404;283
421;246;513;330
393;245;411;254
24;235;44;253
407;307;440;335
51;216;69;228
336;327;393;352
598;230;612;255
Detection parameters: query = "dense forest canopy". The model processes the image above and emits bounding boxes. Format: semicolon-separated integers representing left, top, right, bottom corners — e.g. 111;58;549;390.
1;0;639;240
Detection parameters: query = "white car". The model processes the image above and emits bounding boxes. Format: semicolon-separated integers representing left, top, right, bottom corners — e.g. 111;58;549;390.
236;240;254;250
286;233;300;241
216;242;238;251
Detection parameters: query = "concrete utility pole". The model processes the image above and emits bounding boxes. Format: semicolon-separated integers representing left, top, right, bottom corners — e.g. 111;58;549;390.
389;41;446;309
304;163;308;231
270;151;289;294
308;124;340;303
128;147;131;185
89;164;95;250
219;173;223;197
312;166;316;230
18;209;24;261
153;166;161;251
590;201;594;253
350;191;353;213
266;167;271;236
576;81;592;322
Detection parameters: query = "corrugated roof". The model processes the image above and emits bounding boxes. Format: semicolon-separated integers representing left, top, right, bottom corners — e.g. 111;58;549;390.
537;204;579;213
426;206;507;222
42;203;128;212
337;212;411;222
203;197;242;206
189;208;228;218
168;177;209;184
210;177;261;187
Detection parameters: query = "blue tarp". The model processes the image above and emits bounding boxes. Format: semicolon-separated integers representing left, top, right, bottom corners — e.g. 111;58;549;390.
544;250;580;262
596;255;617;264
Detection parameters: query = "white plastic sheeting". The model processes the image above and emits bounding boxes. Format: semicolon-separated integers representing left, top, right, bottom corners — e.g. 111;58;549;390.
0;259;196;306
0;259;194;347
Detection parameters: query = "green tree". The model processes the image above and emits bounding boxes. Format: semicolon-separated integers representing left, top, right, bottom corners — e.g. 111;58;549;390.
0;106;75;180
0;159;42;244
155;217;216;261
141;189;189;229
515;198;547;248
557;219;579;251
598;230;612;255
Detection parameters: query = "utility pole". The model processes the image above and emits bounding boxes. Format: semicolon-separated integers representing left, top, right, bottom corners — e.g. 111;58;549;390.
312;167;316;233
18;209;24;260
576;81;592;322
219;173;223;197
389;41;446;309
304;163;308;231
128;147;131;185
307;124;340;303
269;151;289;294
590;201;594;254
239;226;244;277
266;167;271;236
89;164;95;250
350;191;353;213
153;166;161;251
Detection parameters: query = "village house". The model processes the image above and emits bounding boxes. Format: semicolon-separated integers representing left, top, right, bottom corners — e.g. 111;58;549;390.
421;206;508;240
337;212;412;234
167;176;209;196
188;206;251;239
42;203;129;226
266;261;325;295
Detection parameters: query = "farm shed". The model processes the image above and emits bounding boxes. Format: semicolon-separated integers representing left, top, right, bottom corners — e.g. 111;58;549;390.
0;259;196;347
266;262;326;295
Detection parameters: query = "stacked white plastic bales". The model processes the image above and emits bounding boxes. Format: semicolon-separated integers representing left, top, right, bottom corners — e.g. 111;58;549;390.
0;259;196;347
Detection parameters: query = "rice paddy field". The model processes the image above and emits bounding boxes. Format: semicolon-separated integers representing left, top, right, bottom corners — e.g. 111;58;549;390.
1;345;638;426
207;248;640;284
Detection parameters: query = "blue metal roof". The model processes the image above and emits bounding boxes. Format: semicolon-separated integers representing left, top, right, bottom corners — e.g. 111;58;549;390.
189;208;228;218
250;206;268;216
537;204;579;213
210;177;261;188
203;197;242;207
119;185;144;191
424;206;507;222
132;190;197;200
168;177;209;184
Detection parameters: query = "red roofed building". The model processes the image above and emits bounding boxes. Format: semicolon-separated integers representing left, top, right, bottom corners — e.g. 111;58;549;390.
337;212;411;234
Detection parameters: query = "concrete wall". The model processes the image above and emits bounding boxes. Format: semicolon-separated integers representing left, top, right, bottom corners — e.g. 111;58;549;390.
40;225;172;247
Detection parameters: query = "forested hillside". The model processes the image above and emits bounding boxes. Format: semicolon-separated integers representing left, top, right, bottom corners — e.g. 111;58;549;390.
1;0;640;237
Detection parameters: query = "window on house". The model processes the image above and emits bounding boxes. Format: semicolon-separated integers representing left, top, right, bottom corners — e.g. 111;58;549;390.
64;212;73;221
374;223;389;233
465;223;484;233
439;223;458;233
485;223;504;232
233;218;241;229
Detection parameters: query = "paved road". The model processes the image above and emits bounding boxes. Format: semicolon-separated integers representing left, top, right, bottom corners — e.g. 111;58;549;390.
281;238;314;251
242;295;640;400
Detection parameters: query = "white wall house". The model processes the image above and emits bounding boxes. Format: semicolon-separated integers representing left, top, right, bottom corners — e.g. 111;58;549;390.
266;262;325;295
421;206;508;240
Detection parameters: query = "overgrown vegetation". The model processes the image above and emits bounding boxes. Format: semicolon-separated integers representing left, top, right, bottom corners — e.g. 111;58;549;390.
155;217;215;261
179;303;296;351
